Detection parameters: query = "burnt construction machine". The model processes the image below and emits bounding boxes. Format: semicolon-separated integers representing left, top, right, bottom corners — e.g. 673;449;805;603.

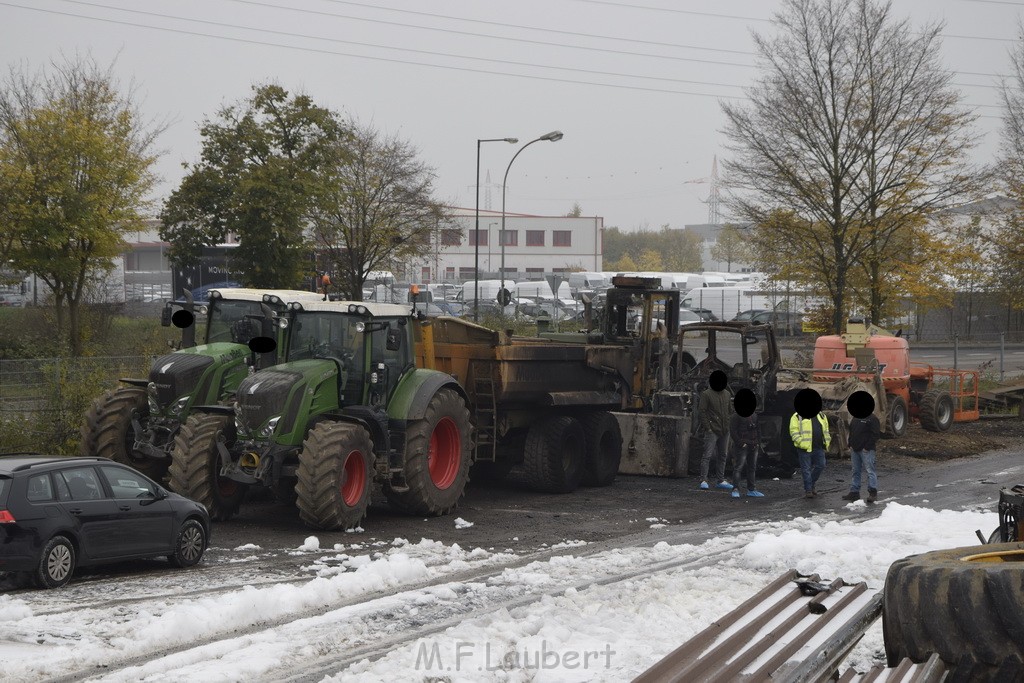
80;288;323;480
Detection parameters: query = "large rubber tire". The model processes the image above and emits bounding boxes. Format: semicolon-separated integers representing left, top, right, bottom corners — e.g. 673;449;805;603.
884;394;908;438
581;411;622;487
522;416;586;493
168;518;207;568
81;386;167;481
385;389;473;516
296;422;373;530
883;542;1024;678
34;535;76;589
919;389;954;433
169;413;247;522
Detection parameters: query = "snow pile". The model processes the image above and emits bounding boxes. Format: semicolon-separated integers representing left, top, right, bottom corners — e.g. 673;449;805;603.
454;517;474;529
233;543;262;551
296;536;320;552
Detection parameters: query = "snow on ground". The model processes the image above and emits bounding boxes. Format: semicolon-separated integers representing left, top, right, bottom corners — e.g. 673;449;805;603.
0;503;997;682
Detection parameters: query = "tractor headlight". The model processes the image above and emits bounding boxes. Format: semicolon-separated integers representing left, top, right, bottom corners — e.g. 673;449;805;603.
277;317;289;329
147;382;160;413
262;294;283;305
289;302;304;311
198;305;208;316
356;321;366;333
348;304;369;316
169;395;190;416
259;416;281;438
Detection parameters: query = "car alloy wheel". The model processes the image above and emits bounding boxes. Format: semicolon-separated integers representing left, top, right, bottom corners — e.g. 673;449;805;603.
179;524;204;563
47;543;73;583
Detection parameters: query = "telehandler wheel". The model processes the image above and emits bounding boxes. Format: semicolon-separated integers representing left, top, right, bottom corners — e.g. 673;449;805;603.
522;416;586;493
169;414;247;522
581;411;622;487
883;542;1024;678
385;389;473;516
81;386;167;480
884;394;908;438
296;422;373;530
919;389;954;432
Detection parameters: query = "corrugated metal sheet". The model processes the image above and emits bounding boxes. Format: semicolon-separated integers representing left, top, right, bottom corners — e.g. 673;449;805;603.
634;570;883;683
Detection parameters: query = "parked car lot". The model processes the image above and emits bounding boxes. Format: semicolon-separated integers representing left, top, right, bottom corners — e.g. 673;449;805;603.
0;456;210;588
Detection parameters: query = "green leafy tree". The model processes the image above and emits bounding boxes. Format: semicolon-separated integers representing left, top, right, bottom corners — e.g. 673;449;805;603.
309;120;450;300
161;84;345;288
709;224;752;272
0;55;161;355
566;202;583;217
600;226;702;272
722;0;979;332
994;25;1024;309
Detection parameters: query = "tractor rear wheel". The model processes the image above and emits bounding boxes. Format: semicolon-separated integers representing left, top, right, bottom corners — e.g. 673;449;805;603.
522;416;586;493
884;394;908;438
919;389;954;432
883;542;1024;677
169;414;247;521
296;422;373;530
385;389;472;516
81;386;167;480
581;411;622;487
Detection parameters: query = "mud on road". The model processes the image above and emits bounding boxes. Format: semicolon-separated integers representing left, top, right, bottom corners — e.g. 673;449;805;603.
878;417;1024;464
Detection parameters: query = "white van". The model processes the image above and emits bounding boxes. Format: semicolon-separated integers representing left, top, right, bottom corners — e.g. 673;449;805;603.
461;279;504;302
513;280;572;301
681;285;778;322
567;272;608;291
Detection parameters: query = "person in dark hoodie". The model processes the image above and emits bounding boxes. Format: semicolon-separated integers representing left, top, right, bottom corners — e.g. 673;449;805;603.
843;390;881;503
698;370;733;491
729;388;764;498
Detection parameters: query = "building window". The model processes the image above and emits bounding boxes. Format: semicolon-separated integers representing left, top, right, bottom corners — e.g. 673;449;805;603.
552;230;572;247
500;266;518;274
445;267;455;280
526;230;545;247
500;230;518;247
421;267;431;281
441;229;462;247
552;267;571;273
459;267;477;280
469;230;488;247
526;267;544;274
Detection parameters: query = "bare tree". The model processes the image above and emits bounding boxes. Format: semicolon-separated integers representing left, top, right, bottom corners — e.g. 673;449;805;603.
722;0;979;332
310;121;450;300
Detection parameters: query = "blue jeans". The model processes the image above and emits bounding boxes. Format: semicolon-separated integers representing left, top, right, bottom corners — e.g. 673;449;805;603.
799;448;826;493
850;449;877;491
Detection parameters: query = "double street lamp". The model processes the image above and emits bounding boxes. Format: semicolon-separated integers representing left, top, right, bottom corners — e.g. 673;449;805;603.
500;131;565;301
474;137;518;322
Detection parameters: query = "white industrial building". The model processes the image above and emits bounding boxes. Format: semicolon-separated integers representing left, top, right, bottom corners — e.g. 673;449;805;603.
406;208;605;283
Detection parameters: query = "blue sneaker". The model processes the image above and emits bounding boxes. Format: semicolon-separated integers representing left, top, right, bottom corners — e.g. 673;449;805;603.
747;490;765;498
731;489;740;498
699;480;709;490
716;481;734;491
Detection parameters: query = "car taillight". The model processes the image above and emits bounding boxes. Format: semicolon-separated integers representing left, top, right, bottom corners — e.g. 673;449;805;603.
0;510;15;523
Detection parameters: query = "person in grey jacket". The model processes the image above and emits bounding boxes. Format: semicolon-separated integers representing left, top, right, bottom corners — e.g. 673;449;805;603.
698;370;733;490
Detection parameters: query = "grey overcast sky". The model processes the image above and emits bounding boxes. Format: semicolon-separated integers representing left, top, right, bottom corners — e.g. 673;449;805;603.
0;0;1018;231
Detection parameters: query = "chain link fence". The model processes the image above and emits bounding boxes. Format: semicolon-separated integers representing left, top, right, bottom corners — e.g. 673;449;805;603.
0;356;151;454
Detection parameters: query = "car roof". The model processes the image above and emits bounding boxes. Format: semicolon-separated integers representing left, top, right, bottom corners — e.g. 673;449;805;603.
0;455;107;475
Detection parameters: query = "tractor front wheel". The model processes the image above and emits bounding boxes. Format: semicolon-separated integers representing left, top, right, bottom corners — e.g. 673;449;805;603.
296;422;374;530
581;411;622;487
169;414;247;521
385;389;473;516
81;386;167;480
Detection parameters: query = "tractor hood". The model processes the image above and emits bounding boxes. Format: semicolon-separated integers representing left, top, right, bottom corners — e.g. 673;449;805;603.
235;359;339;438
149;343;247;409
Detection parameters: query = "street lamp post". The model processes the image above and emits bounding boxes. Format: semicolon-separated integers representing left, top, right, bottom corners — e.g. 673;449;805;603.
500;131;564;306
475;137;518;322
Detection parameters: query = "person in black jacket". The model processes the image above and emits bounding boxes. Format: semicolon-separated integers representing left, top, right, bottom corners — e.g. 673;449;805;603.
843;391;881;503
729;388;764;498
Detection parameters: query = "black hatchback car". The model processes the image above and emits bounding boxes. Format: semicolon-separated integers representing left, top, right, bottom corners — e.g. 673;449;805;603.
0;456;211;588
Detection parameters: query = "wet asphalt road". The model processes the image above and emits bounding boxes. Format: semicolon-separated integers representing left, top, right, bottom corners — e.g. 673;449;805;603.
210;446;1024;554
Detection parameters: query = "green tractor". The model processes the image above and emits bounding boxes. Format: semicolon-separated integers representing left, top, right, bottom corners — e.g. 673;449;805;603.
170;300;473;528
80;288;324;482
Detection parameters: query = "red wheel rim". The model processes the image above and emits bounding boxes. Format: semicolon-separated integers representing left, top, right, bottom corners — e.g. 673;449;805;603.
341;450;366;507
428;417;460;490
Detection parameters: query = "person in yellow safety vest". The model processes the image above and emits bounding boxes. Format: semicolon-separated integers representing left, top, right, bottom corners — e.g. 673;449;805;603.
790;388;830;499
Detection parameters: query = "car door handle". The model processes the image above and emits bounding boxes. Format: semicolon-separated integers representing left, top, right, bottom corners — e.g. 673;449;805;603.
69;508;83;515
118;505;131;511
